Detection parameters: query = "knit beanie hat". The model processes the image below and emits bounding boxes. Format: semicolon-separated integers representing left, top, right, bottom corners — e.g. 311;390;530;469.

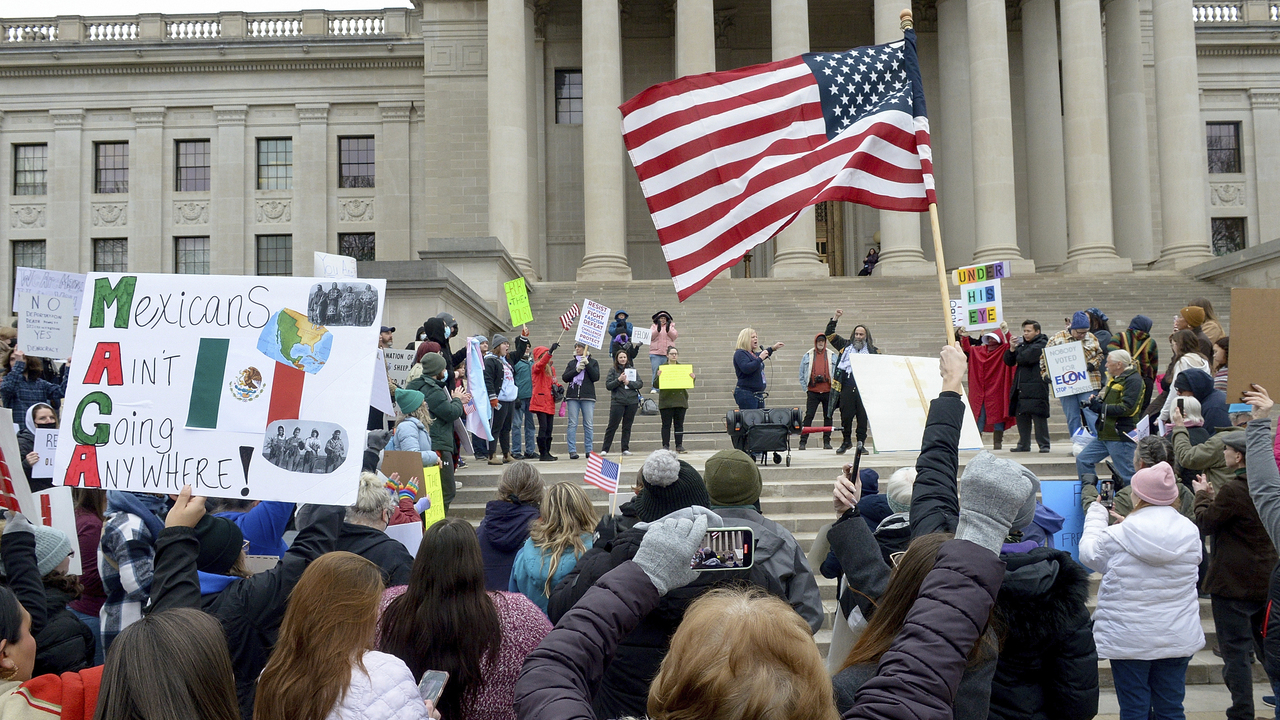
475;335;488;345
634;450;711;522
1180;306;1206;328
1069;311;1090;331
34;524;73;578
395;389;425;415
884;467;917;514
194;514;245;575
704;450;762;506
420;352;447;378
960;452;1041;532
860;468;880;496
491;333;510;350
1131;461;1178;506
1128;315;1153;334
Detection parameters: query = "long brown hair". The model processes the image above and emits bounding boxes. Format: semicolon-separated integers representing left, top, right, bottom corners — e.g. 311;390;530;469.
378;518;502;720
93;608;239;720
528;482;598;597
254;552;385;720
1170;329;1204;363
840;533;999;671
73;488;107;521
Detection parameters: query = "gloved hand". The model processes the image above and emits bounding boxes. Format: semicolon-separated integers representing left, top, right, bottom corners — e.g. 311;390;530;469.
955;452;1034;555
549;342;560;354
1;509;35;536
633;506;722;596
490;398;499;409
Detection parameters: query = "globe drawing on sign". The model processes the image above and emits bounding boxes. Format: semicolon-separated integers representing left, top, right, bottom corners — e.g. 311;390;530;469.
257;309;333;374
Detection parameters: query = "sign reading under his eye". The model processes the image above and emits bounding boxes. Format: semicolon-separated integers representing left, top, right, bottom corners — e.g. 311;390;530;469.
960;280;1002;331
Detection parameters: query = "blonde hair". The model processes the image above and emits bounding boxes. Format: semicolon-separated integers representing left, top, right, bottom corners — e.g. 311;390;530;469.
647;588;838;720
411;402;433;426
1179;396;1204;425
735;328;756;353
346;472;395;525
529;482;598;597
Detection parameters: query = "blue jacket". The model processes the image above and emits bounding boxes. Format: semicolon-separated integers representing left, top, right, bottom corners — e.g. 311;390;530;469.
509;534;594;614
607;313;633;340
393;417;439;467
478;500;542;591
214;501;295;558
734;348;766;392
514;358;534;400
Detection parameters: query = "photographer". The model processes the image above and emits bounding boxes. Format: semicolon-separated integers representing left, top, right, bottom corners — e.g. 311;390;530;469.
797;333;836;450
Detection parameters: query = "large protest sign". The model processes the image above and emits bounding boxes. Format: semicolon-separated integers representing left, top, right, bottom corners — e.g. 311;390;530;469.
1041;480;1084;561
53;273;384;505
18;293;75;359
575;299;610;349
383;349;414;387
960;280;1002;330
1226;288;1280;409
314;252;357;279
630;327;652;345
504;278;534;327
13;268;86;316
848;355;983;452
32;428;57;480
1044;342;1092;398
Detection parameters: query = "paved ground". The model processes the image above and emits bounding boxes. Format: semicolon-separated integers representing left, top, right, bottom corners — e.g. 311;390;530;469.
1097;684;1270;718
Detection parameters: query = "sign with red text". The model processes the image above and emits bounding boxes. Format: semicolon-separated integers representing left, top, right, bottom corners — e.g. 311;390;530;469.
575;299;611;350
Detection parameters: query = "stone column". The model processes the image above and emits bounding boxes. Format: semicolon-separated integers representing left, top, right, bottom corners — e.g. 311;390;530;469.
676;0;716;76
379;102;413;261
769;0;827;278
295;103;330;276
1019;0;1069;268
488;0;534;276
935;0;977;266
131;107;165;273
871;0;932;276
1104;0;1156;265
1059;0;1131;271
48;110;85;272
1152;0;1212;266
1250;90;1280;245
578;0;632;280
212;106;247;275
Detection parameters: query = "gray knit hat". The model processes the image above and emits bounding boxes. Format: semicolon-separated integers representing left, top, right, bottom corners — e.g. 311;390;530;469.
0;524;74;578
491;333;510;349
961;452;1041;532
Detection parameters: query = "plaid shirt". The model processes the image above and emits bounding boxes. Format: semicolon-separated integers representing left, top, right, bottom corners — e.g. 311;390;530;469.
1040;330;1104;391
0;361;65;421
98;511;156;648
1107;329;1159;381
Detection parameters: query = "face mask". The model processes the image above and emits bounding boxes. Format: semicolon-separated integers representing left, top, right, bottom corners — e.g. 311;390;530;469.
35;421;57;429
419;332;427;341
444;326;452;339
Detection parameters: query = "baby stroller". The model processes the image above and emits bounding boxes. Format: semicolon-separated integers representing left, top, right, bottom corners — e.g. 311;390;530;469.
725;392;803;467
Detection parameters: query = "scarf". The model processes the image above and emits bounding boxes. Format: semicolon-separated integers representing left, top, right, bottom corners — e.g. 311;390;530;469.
106;491;167;545
570;355;588;388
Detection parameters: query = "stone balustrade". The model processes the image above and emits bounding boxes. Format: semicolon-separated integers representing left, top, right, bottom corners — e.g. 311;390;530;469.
1189;0;1280;21
1;9;415;43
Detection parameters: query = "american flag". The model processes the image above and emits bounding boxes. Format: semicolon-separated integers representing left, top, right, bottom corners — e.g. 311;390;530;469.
620;30;935;301
583;452;621;494
560;303;580;332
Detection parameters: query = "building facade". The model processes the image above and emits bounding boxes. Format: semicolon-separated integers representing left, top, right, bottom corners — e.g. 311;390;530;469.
0;0;1276;309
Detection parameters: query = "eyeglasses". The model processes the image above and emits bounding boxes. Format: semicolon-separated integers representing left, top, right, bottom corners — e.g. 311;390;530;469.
889;551;906;567
242;539;251;553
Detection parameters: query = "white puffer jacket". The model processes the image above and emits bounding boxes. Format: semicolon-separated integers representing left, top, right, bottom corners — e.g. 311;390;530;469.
325;650;432;720
1079;502;1205;661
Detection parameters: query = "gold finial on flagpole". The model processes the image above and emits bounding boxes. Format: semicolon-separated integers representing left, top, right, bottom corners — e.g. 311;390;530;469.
900;9;914;31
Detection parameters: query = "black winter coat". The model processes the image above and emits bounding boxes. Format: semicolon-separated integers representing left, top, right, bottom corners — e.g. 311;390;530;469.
1004;334;1050;417
546;526;788;719
147;506;345;720
32;587;94;677
335;522;413;586
561;355;600;401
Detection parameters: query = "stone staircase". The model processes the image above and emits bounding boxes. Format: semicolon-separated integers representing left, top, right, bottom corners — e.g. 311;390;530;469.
455;273;1238;686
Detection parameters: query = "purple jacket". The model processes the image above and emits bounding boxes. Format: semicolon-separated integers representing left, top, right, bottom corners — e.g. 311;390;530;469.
514;541;1005;720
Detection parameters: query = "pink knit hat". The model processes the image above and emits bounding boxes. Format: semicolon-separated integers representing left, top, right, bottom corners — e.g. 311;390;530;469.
1131;462;1178;506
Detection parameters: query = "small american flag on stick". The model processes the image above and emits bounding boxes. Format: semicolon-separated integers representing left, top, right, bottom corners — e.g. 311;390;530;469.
560;303;581;332
584;452;620;494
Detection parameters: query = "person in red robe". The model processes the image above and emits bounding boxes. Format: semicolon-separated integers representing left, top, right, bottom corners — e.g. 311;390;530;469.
958;325;1017;449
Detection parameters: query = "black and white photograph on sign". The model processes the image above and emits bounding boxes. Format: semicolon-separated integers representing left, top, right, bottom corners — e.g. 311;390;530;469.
306;282;378;327
262;420;348;474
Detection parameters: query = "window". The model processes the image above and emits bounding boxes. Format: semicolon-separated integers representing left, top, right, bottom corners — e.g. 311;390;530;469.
13;145;47;196
256;235;293;276
555;69;583;125
175;237;210;274
1207;122;1241;174
176;140;211;192
93;238;128;272
1211;217;1246;255
339;137;375;188
257;139;293;190
12;240;46;273
95;142;129;194
338;233;376;261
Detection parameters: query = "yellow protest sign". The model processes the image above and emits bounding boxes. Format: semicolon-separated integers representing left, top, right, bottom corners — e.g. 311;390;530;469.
658;364;695;389
420;464;446;528
504;277;534;327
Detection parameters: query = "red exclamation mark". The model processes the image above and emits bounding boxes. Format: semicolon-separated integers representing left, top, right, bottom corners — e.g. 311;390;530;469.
40;494;52;526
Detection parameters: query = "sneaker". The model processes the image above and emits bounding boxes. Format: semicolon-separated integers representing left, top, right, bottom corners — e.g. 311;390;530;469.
456;458;467;469
676;446;686;454
569;453;579;460
600;451;608;456
798;442;807;451
1039;447;1051;453
650;388;658;394
1263;696;1276;708
622;450;632;456
523;452;538;460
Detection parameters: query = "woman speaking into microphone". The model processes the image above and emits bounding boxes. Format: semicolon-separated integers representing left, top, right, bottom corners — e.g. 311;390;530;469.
733;328;783;410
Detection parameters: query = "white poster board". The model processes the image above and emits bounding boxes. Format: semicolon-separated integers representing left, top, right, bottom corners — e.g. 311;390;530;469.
0;408;34;516
385;521;424;557
18;293;76;359
959;280;1003;331
1044;342;1092;398
32;429;57;480
13;268;86;316
383;349;414;387
370;349;395;416
847;354;984;452
53;273;384;505
631;327;652;345
34;487;81;575
949;299;965;328
575;299;610;349
314;252;357;279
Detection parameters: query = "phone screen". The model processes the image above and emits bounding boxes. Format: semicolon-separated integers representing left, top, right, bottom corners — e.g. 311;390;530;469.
690;528;754;571
418;670;449;703
1100;480;1114;509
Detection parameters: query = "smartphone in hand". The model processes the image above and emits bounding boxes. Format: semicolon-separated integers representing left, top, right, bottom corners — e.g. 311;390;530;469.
418;670;449;704
690;528;754;571
1099;480;1114;510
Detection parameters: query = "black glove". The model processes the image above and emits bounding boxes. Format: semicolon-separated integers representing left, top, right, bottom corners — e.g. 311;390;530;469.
1086;363;1097;372
549;342;560;354
1087;396;1103;414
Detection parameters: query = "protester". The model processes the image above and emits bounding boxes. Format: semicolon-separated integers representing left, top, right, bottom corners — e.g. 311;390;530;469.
1;352;65;428
648;310;678;389
1238;386;1280;717
98;490;167;651
606;310;633;342
592;472;645;547
417;352;468;510
958;325;1015;449
509;482;596;613
1172;367;1231;431
601;349;643;456
1041;311;1104;438
655;346;692;453
1187;297;1225;343
68;489;106;666
1171;404;1240;493
608;332;642;369
1079;461;1204;720
1005;320;1051;453
393;389;440;469
379;517;551;720
1213;336;1229;392
512;344;536;461
703;449;824;633
254;552;434;720
1081;436;1195;521
798;333;836;450
17;403;57;492
733;328;781;411
1107;315;1159;416
824;311;874;455
1159;329;1211;424
379;325;395;349
529;344;560;462
336;473;415;586
1193;429;1278;720
1075;350;1145;489
484;333;527;466
7;525;93;678
1172;306;1216;360
561;343;600;460
477;462;544;592
209;498;294;559
1087;308;1113;350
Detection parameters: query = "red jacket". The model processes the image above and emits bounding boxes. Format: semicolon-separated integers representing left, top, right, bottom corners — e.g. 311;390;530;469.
530;347;559;415
960;333;1016;433
1;666;103;719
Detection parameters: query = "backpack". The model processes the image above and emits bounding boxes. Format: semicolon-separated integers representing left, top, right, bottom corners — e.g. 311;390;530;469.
640;397;659;416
